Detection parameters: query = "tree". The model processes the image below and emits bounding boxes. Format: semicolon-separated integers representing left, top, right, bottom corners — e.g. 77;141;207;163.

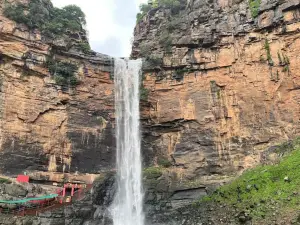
62;5;86;26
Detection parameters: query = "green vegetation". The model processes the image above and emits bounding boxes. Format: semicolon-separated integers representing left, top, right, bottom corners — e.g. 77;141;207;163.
136;0;183;23
282;65;289;72
159;31;173;52
277;51;291;73
77;42;91;54
202;138;300;219
157;158;172;168
137;3;152;23
249;0;261;18
173;68;188;81
140;85;149;101
143;167;163;179
0;178;11;184
264;39;273;66
259;55;265;62
283;54;290;65
46;58;79;87
281;54;290;73
277;51;283;65
4;1;88;85
276;70;279;81
159;0;181;14
139;43;154;58
167;16;181;31
146;55;163;67
4;0;86;39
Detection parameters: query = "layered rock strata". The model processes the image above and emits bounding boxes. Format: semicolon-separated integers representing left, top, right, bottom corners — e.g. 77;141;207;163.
133;0;300;188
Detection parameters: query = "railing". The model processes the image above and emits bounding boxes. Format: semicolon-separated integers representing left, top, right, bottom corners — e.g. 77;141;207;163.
0;184;93;217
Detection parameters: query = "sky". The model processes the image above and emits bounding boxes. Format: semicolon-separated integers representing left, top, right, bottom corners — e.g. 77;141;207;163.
51;0;148;57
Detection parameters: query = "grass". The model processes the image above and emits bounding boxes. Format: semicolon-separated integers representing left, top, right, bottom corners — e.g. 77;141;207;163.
264;39;273;66
0;178;11;184
143;167;163;179
202;138;300;219
157;158;172;168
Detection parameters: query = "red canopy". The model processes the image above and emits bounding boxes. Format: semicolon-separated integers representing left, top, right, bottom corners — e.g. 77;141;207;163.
17;175;29;183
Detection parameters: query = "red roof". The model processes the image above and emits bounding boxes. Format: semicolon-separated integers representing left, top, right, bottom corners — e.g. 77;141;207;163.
17;175;30;183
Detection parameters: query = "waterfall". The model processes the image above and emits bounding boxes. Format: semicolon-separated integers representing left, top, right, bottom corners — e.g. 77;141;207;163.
111;58;145;225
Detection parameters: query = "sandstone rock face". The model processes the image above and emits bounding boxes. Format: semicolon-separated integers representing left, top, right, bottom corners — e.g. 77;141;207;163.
0;0;116;179
133;0;300;189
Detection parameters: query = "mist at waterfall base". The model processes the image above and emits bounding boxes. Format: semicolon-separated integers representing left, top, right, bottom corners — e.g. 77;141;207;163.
110;58;145;225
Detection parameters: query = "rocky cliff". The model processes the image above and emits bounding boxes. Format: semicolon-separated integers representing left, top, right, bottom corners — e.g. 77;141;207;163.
0;0;300;224
133;0;300;189
0;0;116;183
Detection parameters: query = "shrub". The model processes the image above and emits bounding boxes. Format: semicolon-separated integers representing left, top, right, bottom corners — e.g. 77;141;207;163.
173;68;188;81
143;167;163;179
77;42;91;54
139;43;153;58
136;0;183;23
140;3;152;14
159;31;173;52
277;51;283;65
46;58;79;87
140;85;149;101
136;3;152;23
158;158;172;168
158;0;182;14
264;39;273;66
4;1;86;39
167;16;181;31
146;55;162;67
249;0;261;18
136;13;144;23
283;54;290;65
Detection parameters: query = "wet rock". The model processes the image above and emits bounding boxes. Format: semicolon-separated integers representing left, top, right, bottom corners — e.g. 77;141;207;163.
3;184;27;197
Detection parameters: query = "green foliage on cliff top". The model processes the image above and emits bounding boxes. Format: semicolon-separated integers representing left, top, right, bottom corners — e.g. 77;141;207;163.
202;137;300;219
4;0;86;39
136;0;183;23
77;42;91;54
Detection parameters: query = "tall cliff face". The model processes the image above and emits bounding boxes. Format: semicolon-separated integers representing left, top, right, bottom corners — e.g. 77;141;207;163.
133;0;300;184
0;0;116;181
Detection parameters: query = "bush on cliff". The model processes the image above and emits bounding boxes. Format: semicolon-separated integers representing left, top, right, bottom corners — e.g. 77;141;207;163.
46;58;79;87
158;0;182;14
136;0;183;23
202;137;300;220
143;167;163;179
140;85;149;101
249;0;261;18
4;0;86;39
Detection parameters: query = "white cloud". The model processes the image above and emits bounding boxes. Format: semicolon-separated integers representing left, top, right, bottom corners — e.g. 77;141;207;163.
51;0;148;57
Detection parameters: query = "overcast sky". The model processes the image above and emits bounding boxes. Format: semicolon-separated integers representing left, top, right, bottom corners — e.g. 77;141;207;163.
51;0;148;57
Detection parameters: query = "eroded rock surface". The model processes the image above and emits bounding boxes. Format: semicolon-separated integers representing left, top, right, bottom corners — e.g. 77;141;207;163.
0;0;116;179
133;0;300;191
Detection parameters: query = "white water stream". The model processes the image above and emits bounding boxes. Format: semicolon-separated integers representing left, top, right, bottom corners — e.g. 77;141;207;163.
111;58;145;225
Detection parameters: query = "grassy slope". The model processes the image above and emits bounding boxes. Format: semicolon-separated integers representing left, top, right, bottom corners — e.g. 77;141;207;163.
202;138;300;221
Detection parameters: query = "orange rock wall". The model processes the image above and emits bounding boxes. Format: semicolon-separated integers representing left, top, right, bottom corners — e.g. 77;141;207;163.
0;4;115;178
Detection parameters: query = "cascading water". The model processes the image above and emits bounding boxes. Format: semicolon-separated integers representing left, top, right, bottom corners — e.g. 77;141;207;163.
111;58;145;225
